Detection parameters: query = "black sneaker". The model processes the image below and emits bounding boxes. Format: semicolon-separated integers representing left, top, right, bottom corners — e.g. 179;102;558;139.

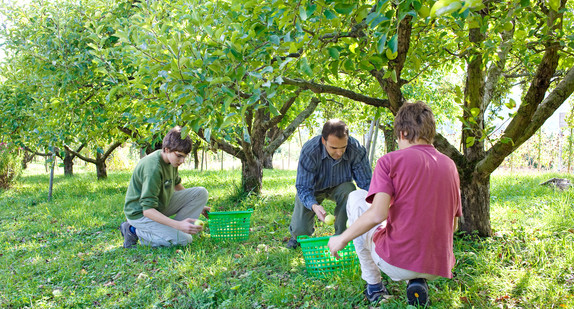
286;236;300;249
120;222;138;249
364;283;390;303
407;278;429;307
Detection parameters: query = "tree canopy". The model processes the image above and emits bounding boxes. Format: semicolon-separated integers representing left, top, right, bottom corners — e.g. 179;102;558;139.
1;0;573;235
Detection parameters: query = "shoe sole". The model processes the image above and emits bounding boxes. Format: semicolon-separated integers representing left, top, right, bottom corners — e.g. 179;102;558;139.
407;282;428;307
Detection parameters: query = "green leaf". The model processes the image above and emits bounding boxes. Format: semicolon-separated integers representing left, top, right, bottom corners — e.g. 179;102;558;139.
243;126;251;143
343;59;355;71
465;136;475;147
349;42;359;54
324;9;337;20
300;57;313;77
547;0;560;11
289;43;298;54
204;128;211;142
412;55;421;71
334;3;356;15
269;35;280;45
355;5;370;22
390;69;397;83
306;4;317;18
387;34;398;53
330;60;340;76
377;34;387;54
368;56;384;70
261;66;273;74
500;137;515;145
327;47;340;59
470;108;480;117
299;6;308;20
268;102;280;116
505;98;516;109
369;15;390;29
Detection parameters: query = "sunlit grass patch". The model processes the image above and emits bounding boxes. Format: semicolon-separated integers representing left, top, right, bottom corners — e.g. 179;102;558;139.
1;169;574;307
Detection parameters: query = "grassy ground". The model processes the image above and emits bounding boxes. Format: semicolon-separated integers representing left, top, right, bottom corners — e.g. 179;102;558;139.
1;165;573;308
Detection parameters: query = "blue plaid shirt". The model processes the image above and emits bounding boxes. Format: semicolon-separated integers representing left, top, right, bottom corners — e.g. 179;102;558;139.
296;135;372;210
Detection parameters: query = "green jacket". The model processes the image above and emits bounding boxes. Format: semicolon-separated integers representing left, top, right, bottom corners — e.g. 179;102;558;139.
124;150;181;220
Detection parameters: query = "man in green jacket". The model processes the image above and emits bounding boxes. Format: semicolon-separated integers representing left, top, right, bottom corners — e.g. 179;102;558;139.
121;127;210;248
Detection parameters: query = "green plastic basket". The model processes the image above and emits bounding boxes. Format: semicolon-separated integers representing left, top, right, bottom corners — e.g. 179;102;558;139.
297;235;358;278
208;209;253;242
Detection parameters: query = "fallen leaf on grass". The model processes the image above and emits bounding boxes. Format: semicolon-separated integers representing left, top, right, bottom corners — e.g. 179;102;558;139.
137;273;148;281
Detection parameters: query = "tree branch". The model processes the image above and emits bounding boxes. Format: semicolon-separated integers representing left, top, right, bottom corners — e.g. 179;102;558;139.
281;77;390;108
64;144;97;164
264;97;320;156
483;19;515;111
196;128;245;161
263;89;303;131
433;133;464;167
478;64;574;176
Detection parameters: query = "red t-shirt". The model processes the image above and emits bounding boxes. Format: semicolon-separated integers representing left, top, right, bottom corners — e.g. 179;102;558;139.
367;144;462;278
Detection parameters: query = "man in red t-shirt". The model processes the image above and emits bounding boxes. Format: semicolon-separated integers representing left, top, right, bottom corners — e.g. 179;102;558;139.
328;101;462;306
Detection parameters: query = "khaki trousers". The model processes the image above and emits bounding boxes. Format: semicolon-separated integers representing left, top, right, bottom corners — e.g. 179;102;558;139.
128;187;208;247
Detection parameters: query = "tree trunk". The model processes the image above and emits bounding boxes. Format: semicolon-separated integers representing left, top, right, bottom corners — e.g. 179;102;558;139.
263;153;273;169
96;160;107;179
383;126;397;153
145;136;163;155
63;151;74;176
95;151;107;179
48;153;55;202
241;158;262;194
192;141;201;169
21;150;35;170
459;173;492;237
369;120;379;164
365;118;376;157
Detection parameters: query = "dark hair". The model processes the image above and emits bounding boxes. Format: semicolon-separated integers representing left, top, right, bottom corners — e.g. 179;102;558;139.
162;126;192;153
322;119;349;140
394;101;436;144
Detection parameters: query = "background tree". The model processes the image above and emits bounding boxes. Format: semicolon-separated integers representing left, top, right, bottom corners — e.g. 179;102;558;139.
0;0;144;179
238;0;574;236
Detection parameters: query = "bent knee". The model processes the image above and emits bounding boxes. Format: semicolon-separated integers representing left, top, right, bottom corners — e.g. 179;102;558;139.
338;182;357;193
196;187;209;202
348;189;368;201
172;233;193;246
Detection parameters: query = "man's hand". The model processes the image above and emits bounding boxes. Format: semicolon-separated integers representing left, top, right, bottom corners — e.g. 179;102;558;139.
202;206;211;219
327;235;348;260
178;218;203;235
312;204;327;222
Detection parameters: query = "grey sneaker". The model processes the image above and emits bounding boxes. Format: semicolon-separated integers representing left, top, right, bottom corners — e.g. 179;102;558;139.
407;278;429;307
120;222;138;248
364;283;390;303
286;236;300;249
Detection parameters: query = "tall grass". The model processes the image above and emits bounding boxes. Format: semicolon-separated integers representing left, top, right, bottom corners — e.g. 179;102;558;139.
0;166;573;308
